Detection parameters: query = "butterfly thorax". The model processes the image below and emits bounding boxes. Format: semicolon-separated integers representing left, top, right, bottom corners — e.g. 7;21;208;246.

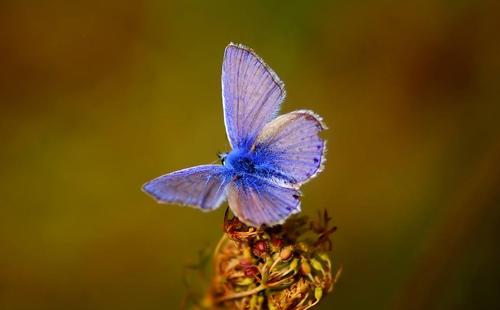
223;148;257;174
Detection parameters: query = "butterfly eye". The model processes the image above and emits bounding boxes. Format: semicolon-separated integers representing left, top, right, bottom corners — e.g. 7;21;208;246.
217;152;227;165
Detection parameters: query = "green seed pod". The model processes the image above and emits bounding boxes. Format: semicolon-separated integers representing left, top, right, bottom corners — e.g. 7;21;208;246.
289;258;299;271
311;258;324;273
314;287;323;301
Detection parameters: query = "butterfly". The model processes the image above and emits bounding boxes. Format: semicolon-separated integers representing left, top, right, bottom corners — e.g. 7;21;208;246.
143;43;327;227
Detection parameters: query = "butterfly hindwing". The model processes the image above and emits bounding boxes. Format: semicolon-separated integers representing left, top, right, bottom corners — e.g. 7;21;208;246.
227;175;301;227
254;110;327;185
142;165;228;211
222;43;286;149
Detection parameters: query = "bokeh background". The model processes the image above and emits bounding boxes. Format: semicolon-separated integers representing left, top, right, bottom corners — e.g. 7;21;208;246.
1;0;499;309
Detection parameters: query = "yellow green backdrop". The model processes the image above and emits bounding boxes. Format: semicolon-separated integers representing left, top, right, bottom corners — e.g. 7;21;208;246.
1;0;499;309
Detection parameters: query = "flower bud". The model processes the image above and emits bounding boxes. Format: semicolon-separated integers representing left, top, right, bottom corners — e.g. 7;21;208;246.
279;245;294;261
300;259;312;276
271;237;284;251
244;265;259;277
239;258;252;267
252;240;268;257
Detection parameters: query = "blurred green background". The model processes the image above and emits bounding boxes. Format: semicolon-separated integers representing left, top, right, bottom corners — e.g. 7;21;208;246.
1;0;499;309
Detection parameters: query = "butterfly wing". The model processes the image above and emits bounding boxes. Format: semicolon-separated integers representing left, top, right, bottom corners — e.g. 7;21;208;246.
227;176;301;227
254;110;327;185
222;43;286;149
142;165;228;211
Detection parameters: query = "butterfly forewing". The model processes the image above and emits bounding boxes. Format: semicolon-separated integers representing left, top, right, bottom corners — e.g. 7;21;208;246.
142;165;228;210
222;43;286;149
255;110;327;185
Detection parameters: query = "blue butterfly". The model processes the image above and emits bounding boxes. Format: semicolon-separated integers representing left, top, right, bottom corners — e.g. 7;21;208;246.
143;43;327;227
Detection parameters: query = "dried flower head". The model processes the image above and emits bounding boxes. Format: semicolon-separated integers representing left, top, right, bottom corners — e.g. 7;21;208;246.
190;208;340;310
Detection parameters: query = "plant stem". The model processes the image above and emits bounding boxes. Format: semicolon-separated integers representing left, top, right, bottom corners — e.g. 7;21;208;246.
215;285;266;303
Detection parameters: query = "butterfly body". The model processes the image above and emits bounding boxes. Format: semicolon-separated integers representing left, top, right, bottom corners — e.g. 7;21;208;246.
223;146;282;181
223;148;256;174
143;43;327;227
